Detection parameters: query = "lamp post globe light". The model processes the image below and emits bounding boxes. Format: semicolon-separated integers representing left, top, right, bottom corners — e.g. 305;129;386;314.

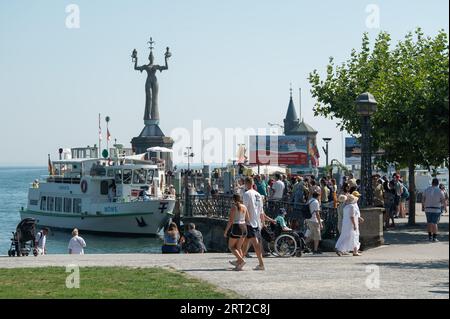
356;92;377;208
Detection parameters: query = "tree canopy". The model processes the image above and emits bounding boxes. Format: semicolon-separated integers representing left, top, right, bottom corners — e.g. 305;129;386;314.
308;28;449;170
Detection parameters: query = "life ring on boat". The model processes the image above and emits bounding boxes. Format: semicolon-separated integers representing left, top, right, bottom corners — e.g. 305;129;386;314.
81;180;88;193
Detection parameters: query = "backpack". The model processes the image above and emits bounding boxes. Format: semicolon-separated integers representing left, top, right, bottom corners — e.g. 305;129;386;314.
327;185;334;202
401;184;410;200
301;200;313;219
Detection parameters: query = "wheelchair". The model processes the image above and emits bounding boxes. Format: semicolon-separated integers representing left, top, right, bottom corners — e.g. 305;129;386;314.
261;222;309;258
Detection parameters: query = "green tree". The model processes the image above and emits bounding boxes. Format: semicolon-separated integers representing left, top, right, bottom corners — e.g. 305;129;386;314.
309;29;449;225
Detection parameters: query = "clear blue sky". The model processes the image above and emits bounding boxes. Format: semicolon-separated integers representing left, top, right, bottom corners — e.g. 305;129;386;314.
0;0;448;166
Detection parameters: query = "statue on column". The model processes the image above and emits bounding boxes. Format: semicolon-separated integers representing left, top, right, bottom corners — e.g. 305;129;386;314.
132;37;171;123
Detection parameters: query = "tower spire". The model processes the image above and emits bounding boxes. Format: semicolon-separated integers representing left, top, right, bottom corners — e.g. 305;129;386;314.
299;87;302;122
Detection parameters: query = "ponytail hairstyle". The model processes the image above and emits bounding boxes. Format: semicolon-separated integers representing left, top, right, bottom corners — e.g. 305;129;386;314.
233;194;243;211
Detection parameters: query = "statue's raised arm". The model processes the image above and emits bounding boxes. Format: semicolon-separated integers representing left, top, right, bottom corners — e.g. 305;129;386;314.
157;47;171;72
132;49;145;72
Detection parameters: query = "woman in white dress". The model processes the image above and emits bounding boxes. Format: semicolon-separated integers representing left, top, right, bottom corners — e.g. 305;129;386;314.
335;194;364;256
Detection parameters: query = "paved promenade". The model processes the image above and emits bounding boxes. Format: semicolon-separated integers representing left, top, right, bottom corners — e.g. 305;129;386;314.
0;215;448;299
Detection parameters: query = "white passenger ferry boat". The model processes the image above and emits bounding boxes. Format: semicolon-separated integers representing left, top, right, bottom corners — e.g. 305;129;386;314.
20;148;176;236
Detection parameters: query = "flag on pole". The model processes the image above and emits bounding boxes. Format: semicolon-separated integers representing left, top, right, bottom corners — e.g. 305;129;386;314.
98;113;102;141
107;128;111;141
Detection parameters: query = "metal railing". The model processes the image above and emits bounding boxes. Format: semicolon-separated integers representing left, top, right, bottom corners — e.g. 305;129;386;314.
45;175;81;184
185;194;338;239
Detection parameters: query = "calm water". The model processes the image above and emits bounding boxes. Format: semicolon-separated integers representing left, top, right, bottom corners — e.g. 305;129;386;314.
0;167;163;254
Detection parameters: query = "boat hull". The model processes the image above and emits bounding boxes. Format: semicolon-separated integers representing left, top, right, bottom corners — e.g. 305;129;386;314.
20;200;175;236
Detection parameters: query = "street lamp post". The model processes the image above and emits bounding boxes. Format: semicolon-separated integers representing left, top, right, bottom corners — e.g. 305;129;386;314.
184;147;194;216
356;92;377;208
322;138;332;167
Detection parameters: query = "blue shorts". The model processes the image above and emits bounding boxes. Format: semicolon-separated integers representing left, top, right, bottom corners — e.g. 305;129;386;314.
425;212;441;224
246;225;261;239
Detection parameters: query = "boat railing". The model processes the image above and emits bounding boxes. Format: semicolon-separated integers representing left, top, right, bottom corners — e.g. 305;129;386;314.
90;194;175;204
45;175;81;184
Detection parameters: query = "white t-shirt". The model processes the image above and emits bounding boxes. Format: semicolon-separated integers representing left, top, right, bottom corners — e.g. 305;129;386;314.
68;236;86;254
35;231;46;250
272;180;285;199
243;189;263;229
308;198;321;223
423;186;445;213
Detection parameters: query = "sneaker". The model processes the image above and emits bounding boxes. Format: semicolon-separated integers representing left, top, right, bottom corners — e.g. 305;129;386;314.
234;261;246;271
428;238;433;242
253;265;265;271
229;260;238;266
313;250;323;255
433;238;439;242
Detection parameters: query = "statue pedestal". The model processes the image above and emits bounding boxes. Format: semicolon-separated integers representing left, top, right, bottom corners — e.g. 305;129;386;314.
131;123;174;171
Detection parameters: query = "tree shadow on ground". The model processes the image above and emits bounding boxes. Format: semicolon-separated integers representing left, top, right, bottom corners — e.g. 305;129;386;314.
428;281;449;296
383;221;449;245
359;259;449;270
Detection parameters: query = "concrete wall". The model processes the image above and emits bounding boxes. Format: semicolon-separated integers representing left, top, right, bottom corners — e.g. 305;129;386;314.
359;207;385;249
183;207;385;253
182;217;229;252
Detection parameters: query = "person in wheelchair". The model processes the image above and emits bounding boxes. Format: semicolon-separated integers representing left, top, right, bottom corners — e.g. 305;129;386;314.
274;208;292;232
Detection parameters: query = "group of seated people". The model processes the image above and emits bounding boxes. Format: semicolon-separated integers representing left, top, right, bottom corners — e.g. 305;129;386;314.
161;222;207;254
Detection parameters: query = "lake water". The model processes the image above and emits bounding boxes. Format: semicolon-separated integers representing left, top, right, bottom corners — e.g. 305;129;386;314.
0;167;163;254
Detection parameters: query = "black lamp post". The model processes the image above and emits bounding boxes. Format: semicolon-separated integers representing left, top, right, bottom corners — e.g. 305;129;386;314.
184;147;194;216
356;92;377;208
322;138;332;167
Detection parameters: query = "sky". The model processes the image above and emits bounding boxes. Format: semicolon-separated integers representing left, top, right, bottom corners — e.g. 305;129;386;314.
0;0;448;166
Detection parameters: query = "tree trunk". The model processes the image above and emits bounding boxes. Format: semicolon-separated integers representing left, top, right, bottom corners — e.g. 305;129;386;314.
408;161;416;226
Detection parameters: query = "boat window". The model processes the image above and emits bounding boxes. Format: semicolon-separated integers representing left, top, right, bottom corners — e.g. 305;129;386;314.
146;169;154;183
55;197;62;212
115;169;122;183
107;169;114;177
40;196;47;211
123;169;132;184
100;181;109;195
47;197;54;211
73;198;82;213
64;198;72;213
133;169;146;184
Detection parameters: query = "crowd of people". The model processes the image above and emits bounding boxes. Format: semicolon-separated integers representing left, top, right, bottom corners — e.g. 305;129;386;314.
32;171;448;269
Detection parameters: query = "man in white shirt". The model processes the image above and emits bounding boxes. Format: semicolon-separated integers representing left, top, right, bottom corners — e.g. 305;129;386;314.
243;177;265;271
422;178;445;242
68;228;87;254
34;227;49;255
306;192;323;254
271;174;285;200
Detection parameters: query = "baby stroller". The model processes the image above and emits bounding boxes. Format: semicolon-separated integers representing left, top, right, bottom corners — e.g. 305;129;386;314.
8;218;38;257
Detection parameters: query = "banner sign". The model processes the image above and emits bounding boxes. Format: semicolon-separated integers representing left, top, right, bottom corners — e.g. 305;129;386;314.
249;136;308;166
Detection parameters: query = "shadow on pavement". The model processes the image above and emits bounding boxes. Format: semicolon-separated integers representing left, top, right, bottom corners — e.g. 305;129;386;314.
383;221;449;245
428;281;449;295
180;268;231;272
360;259;449;270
